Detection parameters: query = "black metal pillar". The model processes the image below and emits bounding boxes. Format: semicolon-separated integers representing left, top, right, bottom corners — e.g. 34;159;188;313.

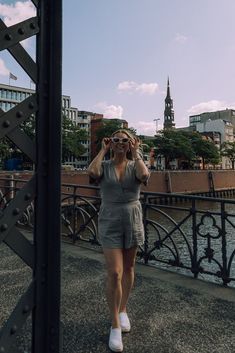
32;0;62;352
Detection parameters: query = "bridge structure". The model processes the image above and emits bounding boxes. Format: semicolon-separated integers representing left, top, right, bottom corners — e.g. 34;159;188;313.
0;1;62;353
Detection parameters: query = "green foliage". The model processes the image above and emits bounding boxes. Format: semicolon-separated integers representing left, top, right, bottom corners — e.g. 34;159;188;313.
0;138;11;162
221;142;235;169
0;113;88;168
21;115;35;139
148;129;220;169
62;115;88;162
152;130;195;169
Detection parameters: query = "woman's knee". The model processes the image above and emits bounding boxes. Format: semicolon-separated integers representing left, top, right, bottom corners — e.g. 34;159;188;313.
107;268;123;283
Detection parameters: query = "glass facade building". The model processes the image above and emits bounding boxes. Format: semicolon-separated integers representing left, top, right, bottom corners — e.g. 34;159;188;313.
0;83;91;168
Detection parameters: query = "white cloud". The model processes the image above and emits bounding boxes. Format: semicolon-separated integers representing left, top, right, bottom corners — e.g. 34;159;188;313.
95;101;123;119
117;81;136;91
175;33;188;44
187;100;235;115
135;83;159;95
117;81;159;95
0;58;9;76
134;121;156;136
0;1;35;26
0;1;36;48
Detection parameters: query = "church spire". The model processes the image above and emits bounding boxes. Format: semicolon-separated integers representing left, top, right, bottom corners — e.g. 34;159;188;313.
164;77;175;129
166;76;171;98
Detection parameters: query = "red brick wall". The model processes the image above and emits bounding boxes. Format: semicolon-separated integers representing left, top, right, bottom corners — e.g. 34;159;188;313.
1;170;235;195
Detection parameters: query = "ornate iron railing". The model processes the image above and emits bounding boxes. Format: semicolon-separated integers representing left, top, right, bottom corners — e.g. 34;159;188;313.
1;178;235;287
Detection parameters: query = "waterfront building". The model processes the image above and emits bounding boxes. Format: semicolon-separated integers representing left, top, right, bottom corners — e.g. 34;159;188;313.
191;118;234;169
0;83;32;111
0;83;93;169
189;109;235;128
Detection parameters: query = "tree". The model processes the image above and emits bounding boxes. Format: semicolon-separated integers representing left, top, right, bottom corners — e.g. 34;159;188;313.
145;130;220;170
0;138;11;166
20;114;88;162
221;142;235;169
62;115;88;162
152;130;195;169
190;134;220;169
0;111;89;169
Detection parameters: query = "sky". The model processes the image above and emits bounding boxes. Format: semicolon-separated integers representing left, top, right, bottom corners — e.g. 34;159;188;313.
0;0;235;135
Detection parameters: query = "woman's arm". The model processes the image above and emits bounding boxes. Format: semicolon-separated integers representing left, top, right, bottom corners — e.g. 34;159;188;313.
87;138;111;179
130;138;150;182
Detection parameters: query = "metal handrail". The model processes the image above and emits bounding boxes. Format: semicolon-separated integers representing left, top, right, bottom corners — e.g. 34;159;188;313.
1;178;235;286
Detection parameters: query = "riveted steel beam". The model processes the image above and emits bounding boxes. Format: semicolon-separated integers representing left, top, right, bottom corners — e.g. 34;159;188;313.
0;19;37;82
0;282;35;353
32;1;62;352
0;176;35;244
31;0;38;8
7;127;36;163
0;0;62;351
0;94;38;139
4;228;34;268
0;108;36;162
0;17;39;51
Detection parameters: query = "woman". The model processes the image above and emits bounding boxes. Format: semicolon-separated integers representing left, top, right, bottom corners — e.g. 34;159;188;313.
87;129;150;352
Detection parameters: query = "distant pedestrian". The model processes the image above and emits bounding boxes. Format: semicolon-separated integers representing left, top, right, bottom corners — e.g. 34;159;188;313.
88;129;150;352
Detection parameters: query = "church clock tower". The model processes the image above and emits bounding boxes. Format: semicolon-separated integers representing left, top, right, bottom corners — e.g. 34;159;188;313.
164;77;175;129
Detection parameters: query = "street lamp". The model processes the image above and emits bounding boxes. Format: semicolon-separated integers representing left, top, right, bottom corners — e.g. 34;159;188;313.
153;118;160;134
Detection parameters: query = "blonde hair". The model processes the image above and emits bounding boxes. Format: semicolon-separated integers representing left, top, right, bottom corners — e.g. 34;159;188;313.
110;129;143;160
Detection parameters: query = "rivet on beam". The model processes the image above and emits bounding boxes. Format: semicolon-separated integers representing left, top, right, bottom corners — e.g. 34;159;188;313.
18;28;25;35
30;22;36;30
0;224;8;232
5;33;12;40
2;120;10;128
0;346;5;352
16;111;23;118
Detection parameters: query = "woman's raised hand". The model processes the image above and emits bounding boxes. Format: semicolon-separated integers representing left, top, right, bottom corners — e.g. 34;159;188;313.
101;137;111;153
130;136;141;153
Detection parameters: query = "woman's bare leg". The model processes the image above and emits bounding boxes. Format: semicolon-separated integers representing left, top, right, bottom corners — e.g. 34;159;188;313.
119;246;138;313
103;248;123;328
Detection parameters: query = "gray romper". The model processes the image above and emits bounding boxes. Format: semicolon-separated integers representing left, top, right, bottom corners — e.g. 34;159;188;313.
98;160;145;249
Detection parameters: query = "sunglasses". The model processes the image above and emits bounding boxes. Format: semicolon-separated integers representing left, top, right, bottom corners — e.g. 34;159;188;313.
111;137;130;144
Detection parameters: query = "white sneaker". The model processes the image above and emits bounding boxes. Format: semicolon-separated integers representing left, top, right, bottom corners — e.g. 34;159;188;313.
119;312;131;333
109;327;123;352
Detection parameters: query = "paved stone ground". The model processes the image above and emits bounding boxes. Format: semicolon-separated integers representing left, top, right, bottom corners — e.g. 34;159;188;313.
1;242;235;353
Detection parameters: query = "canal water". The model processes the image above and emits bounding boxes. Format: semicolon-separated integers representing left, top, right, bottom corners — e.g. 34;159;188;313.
145;196;235;287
